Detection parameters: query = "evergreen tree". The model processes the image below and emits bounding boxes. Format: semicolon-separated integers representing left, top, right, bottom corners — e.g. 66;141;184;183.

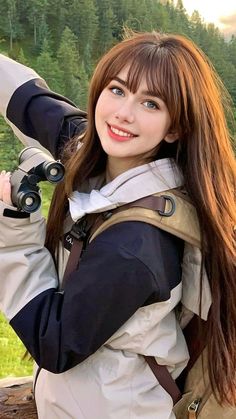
7;0;16;50
57;27;82;104
123;0;144;31
27;0;48;47
67;0;98;72
189;10;205;45
147;0;170;32
77;61;89;110
229;35;236;67
83;43;94;77
175;0;190;35
17;48;29;66
133;0;150;31
95;0;117;56
110;0;128;39
36;39;63;93
46;0;68;49
0;0;23;50
0;117;23;172
38;15;50;50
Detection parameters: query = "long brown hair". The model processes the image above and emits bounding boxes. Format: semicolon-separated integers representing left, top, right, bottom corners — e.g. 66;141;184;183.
46;30;236;404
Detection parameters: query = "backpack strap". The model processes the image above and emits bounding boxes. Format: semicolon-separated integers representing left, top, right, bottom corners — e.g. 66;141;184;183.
144;315;207;406
89;191;201;248
62;214;97;287
176;315;208;392
144;356;182;405
62;193;170;284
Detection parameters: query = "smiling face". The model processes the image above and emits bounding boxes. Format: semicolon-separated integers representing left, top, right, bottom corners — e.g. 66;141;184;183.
95;67;177;179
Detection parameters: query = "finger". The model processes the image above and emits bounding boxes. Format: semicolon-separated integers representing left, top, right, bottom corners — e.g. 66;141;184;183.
0;172;12;205
2;176;13;206
0;172;5;199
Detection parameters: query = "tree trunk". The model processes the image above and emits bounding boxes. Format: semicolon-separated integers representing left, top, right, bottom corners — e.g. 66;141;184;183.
8;16;13;51
0;377;38;418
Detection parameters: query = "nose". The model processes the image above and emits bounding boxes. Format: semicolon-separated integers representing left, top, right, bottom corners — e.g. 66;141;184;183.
114;99;135;123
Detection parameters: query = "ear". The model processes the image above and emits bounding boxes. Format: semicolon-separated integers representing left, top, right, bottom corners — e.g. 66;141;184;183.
164;131;179;143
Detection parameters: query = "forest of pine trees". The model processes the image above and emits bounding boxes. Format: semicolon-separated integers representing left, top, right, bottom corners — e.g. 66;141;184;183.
0;0;236;167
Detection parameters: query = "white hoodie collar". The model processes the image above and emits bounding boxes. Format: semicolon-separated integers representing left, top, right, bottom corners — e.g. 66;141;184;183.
69;158;183;222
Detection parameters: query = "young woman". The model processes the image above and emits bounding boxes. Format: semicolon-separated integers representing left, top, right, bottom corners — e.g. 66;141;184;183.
0;31;235;418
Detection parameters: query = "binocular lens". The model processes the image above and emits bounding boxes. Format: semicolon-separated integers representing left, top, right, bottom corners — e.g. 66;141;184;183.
25;196;34;206
49;167;59;177
17;191;41;213
43;162;65;183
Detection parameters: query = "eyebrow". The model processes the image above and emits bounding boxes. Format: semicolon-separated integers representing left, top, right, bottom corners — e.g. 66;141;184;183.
113;76;162;99
113;76;127;86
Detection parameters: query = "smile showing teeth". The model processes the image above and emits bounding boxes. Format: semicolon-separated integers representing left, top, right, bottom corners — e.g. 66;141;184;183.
110;125;134;137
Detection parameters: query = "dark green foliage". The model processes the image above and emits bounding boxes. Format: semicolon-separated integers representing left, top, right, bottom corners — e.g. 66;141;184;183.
0;117;23;171
0;0;235;161
66;0;98;72
76;61;89;110
36;39;63;93
94;0;117;57
17;47;29;66
57;27;81;105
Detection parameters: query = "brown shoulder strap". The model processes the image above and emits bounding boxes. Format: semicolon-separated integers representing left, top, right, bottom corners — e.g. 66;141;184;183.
144;316;208;405
89;191;200;248
176;315;208;391
144;356;182;405
62;193;169;285
61;215;96;287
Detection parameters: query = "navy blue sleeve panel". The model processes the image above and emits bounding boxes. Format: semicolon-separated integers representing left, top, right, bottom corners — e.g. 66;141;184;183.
10;222;183;374
7;78;87;158
109;221;184;302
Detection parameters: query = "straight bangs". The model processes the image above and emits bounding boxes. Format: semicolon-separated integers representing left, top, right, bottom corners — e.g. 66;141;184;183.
125;46;183;131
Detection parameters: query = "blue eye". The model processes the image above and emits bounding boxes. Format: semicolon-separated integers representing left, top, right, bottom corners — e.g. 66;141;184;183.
110;87;124;96
143;101;158;110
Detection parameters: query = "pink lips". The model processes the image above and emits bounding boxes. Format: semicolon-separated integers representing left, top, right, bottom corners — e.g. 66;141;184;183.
107;123;137;142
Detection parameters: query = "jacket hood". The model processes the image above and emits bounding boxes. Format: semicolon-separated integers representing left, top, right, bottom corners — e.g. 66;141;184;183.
69;158;183;222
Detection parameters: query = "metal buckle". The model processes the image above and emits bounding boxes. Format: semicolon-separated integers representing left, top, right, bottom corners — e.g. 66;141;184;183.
188;399;201;413
158;195;176;217
71;218;88;241
102;211;113;220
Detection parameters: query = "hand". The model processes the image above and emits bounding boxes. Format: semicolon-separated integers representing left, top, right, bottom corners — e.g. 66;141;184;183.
0;171;13;206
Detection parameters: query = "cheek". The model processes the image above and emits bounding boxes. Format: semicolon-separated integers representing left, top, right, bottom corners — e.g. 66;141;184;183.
94;114;102;144
95;93;113;143
95;90;110;115
95;93;109;133
95;96;103;126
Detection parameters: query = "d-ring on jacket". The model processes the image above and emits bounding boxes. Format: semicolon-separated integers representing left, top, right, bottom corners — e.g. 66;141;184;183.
0;55;212;419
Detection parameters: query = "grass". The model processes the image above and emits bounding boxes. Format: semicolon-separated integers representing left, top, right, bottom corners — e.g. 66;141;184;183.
40;181;55;217
0;314;33;378
0;182;54;378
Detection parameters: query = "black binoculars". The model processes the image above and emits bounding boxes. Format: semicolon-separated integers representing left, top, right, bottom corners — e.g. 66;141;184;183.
11;147;65;213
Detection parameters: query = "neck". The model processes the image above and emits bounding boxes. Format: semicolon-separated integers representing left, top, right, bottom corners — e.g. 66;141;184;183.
106;156;151;182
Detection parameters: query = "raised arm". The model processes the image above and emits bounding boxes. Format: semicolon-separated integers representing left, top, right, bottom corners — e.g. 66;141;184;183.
0;54;87;158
